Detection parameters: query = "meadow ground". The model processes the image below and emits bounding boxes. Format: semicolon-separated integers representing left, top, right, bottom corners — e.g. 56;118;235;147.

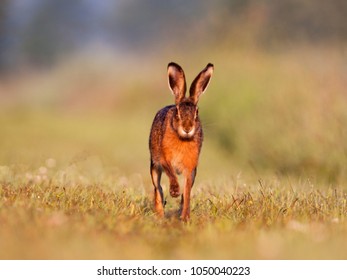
1;47;347;259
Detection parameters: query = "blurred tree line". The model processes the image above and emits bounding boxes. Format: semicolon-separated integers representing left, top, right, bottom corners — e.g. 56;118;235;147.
0;0;346;70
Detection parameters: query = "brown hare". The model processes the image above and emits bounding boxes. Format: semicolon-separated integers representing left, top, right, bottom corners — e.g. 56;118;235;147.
149;62;214;221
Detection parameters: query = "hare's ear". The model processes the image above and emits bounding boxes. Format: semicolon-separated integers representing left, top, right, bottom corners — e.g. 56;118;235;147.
189;63;214;105
168;62;186;104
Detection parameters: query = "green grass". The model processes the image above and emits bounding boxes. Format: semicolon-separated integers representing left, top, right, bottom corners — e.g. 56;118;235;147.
1;46;347;259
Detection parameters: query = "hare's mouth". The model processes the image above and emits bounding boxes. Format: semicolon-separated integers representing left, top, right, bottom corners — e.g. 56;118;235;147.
178;126;195;139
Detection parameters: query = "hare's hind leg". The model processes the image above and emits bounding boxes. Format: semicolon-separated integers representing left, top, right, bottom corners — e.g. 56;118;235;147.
150;162;165;217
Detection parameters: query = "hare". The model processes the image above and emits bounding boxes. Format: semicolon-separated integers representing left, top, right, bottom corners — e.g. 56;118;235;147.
149;62;214;221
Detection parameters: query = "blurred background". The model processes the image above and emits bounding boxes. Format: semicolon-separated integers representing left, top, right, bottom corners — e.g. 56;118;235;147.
0;0;347;187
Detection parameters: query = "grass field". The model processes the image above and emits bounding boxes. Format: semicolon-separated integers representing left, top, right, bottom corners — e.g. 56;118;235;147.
1;46;347;259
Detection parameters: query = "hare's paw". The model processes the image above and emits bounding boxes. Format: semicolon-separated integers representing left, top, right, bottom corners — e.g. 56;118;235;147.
180;212;190;222
154;201;165;218
169;182;180;198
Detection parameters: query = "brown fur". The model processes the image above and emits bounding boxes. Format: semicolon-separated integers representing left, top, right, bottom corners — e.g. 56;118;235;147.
149;62;214;221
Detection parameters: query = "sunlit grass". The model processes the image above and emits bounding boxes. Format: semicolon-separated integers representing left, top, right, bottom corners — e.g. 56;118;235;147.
1;175;347;259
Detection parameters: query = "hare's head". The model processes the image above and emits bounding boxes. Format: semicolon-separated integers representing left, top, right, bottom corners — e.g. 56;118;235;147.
168;62;213;139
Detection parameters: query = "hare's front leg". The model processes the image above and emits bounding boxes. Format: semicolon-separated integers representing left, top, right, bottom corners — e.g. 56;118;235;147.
180;168;196;222
162;163;180;198
150;162;165;217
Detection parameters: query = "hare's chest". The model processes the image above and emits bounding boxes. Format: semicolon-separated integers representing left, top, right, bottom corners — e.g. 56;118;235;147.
162;131;200;174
